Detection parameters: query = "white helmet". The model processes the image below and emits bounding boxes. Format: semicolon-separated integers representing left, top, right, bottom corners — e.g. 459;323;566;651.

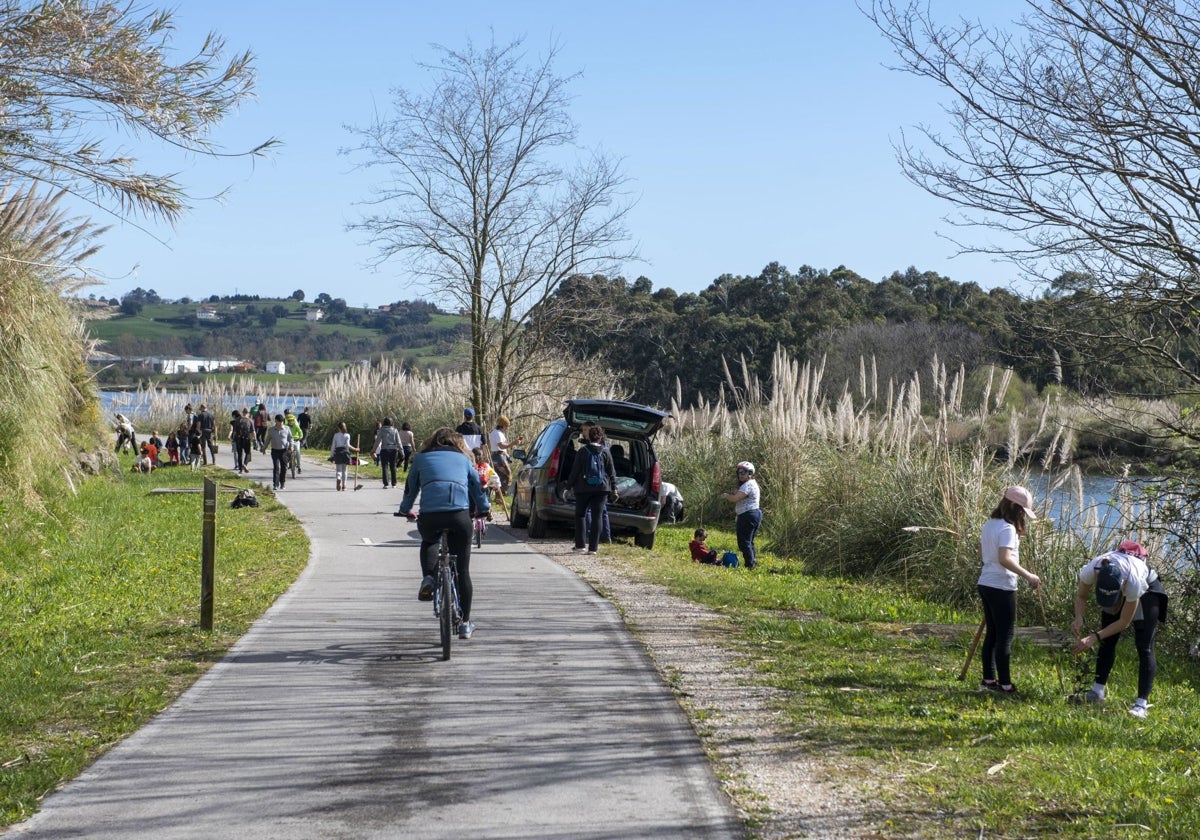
736;461;755;475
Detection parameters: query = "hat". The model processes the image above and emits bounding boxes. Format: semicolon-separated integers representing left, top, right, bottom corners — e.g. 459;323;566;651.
736;461;755;474
464;408;475;418
1095;558;1124;609
1117;540;1147;558
1001;485;1037;520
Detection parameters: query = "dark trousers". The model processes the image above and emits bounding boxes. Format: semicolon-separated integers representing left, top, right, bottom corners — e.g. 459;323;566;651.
417;509;473;620
978;584;1017;685
400;445;413;471
380;448;399;487
574;491;608;551
583;504;610;542
234;437;252;471
200;431;216;464
736;508;762;569
1096;590;1161;699
271;448;289;487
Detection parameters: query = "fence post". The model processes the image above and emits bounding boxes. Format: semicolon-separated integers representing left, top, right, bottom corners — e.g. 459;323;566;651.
200;477;216;631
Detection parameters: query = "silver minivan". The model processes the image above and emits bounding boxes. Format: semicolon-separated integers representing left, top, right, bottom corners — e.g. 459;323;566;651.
509;399;671;548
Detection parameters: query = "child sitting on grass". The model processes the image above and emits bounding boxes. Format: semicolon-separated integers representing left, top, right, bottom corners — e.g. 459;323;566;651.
689;528;720;565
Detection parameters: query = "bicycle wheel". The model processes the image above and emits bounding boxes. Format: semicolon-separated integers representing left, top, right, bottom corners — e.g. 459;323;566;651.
474;519;483;549
290;444;299;479
438;564;453;661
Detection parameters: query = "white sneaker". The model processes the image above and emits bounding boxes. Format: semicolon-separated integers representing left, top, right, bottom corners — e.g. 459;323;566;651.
458;620;476;639
1129;702;1150;719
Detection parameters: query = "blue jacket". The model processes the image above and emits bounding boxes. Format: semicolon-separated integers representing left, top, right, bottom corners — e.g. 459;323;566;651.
399;446;491;515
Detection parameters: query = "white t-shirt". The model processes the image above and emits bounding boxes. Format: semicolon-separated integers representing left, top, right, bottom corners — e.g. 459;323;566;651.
1079;551;1152;608
489;428;508;457
978;517;1020;590
735;479;760;515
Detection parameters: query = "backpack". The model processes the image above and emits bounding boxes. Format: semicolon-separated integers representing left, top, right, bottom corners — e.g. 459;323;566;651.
231;488;259;509
583;447;606;486
236;417;254;440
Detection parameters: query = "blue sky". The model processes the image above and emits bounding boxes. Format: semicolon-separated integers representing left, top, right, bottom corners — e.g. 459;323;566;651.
78;1;1031;308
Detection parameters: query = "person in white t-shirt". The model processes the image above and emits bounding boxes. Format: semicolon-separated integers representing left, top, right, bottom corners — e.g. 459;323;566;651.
1070;540;1168;718
976;485;1041;694
721;461;761;570
487;415;522;494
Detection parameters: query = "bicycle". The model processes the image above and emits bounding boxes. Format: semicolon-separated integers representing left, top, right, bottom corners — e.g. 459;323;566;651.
433;529;463;660
289;439;301;480
474;513;487;548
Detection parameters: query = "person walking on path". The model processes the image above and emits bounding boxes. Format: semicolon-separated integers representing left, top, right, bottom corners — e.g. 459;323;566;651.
456;408;484;451
375;417;402;488
197;404;217;465
253;402;269;453
398;421;415;473
330;421;357;491
721;461;761;570
297;405;313;448
283;409;304;473
1070;540;1169;718
976;485;1041;695
230;410;255;474
398;427;491;640
567;425;618;555
267;414;294;490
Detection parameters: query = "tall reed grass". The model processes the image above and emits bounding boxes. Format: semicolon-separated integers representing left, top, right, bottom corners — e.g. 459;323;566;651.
659;347;1200;652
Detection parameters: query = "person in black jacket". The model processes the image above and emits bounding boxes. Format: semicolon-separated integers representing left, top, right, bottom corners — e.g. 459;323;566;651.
566;425;618;554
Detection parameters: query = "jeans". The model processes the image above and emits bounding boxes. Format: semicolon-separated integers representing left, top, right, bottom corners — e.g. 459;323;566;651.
380;448;399;487
978;584;1017;685
736;508;762;569
234;437;252;471
271;448;289;487
416;509;474;621
574;491;608;551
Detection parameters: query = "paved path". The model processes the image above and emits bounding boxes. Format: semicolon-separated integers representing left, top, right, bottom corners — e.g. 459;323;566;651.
11;451;742;839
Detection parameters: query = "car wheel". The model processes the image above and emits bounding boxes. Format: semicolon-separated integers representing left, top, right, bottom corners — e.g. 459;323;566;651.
528;494;548;538
634;530;656;549
509;490;529;528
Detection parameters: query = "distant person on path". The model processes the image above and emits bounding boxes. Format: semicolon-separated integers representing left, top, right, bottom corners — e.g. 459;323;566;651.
253;401;270;453
267;414;294;490
722;461;761;570
297;405;312;448
976;485;1041;695
567;425;617;555
375;417;402;488
283;409;304;473
230;409;255;474
398;427;491;640
1070;540;1168;718
398;421;415;472
186;419;202;470
197;404;217;465
488;415;521;493
330;421;357;492
456;408;484;451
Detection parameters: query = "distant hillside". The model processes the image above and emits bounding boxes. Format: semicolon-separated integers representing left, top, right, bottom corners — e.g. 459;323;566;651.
82;297;471;373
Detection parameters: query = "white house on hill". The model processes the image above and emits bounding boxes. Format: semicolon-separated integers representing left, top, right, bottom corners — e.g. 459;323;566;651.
305;308;324;322
265;361;286;375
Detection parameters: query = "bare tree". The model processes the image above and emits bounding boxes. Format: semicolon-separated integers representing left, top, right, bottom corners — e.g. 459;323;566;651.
867;0;1200;437
0;0;275;222
345;37;634;418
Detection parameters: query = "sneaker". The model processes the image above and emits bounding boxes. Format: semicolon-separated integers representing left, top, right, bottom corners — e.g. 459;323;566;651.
1129;702;1150;719
459;620;476;639
1084;688;1105;707
979;679;1000;693
587;549;599;555
573;546;587;552
997;684;1017;696
417;576;435;601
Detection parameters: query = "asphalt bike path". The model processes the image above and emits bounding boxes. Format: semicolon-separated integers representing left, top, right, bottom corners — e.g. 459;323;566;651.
12;450;742;839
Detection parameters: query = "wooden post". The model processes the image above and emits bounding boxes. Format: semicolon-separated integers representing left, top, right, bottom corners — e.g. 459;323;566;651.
200;477;216;631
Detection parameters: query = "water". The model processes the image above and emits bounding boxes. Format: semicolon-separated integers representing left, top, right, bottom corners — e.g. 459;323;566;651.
100;390;319;417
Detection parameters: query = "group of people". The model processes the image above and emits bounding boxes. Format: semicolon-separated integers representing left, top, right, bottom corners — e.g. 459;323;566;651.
976;484;1169;718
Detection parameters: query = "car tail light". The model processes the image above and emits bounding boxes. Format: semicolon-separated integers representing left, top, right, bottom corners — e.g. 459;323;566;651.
650;462;661;494
547;447;561;479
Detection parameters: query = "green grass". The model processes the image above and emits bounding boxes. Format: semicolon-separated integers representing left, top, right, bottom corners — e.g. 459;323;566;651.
610;524;1200;839
0;458;308;826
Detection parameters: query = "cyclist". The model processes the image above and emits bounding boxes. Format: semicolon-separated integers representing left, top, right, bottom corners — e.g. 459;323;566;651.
283;409;304;472
398;427;491;639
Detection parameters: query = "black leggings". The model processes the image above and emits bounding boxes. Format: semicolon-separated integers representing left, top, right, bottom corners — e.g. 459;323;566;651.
417;509;473;621
978;584;1017;685
1095;591;1161;699
380;448;398;486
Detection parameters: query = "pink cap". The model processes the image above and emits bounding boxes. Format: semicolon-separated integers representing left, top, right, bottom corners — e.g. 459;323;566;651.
1117;540;1147;558
1001;485;1037;520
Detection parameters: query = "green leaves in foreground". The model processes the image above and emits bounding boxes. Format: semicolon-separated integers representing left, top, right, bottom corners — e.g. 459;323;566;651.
0;461;308;826
629;524;1200;839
